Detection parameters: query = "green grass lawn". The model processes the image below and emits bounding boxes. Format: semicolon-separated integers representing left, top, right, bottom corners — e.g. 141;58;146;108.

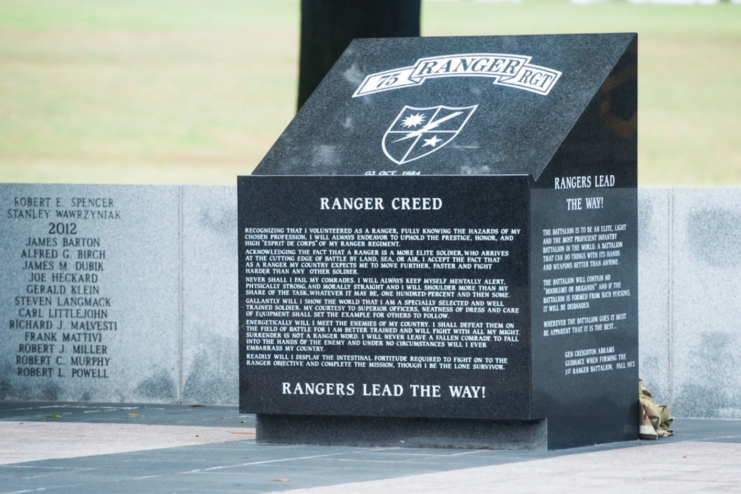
0;0;739;185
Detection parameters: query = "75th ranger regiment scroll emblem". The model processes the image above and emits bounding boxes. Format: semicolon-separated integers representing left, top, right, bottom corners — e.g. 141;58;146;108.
382;105;477;165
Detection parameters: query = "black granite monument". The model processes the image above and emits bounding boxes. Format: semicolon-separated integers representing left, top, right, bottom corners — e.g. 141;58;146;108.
238;33;638;450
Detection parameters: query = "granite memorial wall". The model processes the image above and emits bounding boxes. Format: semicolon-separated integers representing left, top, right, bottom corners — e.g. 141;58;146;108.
2;185;741;423
0;184;237;404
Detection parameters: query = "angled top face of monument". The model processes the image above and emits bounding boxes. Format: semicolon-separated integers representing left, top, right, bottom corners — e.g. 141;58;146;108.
253;33;637;184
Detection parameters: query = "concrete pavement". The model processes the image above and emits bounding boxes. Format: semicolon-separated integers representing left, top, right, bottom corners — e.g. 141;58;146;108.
1;402;740;493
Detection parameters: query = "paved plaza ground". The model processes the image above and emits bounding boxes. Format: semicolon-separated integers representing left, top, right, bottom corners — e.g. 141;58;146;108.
1;402;740;493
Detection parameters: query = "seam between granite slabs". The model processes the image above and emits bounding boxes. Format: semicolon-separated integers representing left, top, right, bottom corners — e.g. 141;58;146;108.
668;188;674;414
178;186;184;404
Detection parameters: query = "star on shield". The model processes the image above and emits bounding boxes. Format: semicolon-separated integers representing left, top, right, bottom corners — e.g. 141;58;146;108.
382;105;477;165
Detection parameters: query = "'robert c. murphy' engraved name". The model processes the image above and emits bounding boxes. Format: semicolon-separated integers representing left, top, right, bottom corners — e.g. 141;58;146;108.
354;53;562;97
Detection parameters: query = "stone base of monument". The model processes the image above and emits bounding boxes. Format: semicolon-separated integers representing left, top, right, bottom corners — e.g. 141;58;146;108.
256;415;547;450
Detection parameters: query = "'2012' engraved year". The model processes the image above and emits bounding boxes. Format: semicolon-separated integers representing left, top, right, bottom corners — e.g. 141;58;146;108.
48;222;77;235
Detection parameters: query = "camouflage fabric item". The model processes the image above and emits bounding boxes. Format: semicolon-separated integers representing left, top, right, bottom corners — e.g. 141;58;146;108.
639;378;674;440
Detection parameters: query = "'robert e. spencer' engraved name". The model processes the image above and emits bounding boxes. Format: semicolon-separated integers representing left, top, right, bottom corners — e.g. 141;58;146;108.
321;197;442;210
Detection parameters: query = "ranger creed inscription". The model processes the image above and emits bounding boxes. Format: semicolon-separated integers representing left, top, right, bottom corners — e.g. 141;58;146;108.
240;177;531;419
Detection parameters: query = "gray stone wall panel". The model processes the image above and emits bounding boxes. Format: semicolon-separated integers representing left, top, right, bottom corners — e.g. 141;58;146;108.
671;188;741;419
180;186;238;405
637;188;672;408
0;184;180;403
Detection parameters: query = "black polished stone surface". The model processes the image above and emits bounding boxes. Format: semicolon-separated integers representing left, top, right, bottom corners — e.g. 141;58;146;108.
239;176;532;420
256;414;547;450
241;33;638;450
253;33;636;181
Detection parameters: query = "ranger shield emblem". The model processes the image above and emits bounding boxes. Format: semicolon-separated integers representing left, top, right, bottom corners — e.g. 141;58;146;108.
382;105;477;165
